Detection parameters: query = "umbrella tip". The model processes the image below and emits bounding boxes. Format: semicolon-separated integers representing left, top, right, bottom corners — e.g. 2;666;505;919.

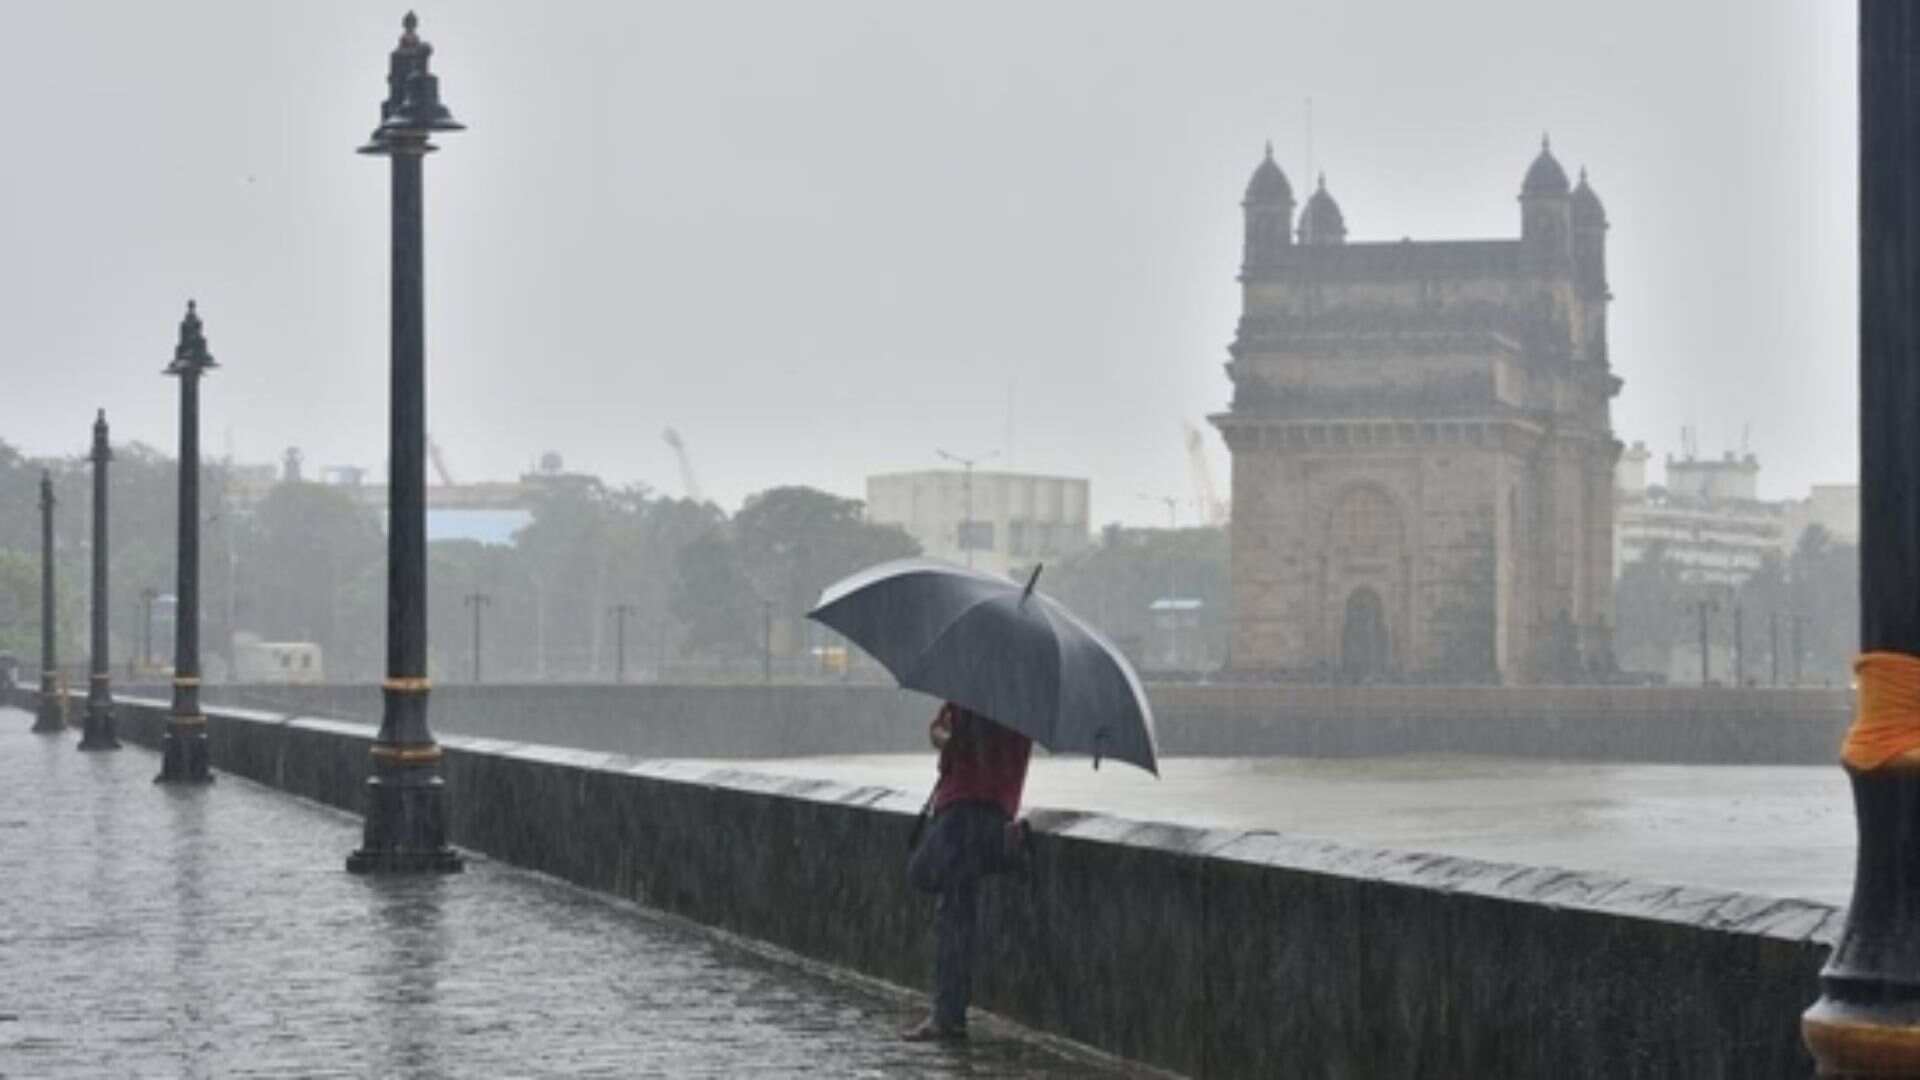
1021;563;1044;603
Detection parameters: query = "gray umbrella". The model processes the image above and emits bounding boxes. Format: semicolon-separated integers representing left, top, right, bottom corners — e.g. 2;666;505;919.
807;557;1159;775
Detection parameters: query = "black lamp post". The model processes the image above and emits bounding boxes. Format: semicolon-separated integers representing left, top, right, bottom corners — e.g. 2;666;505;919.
32;471;63;733
157;301;215;784
347;11;464;874
80;410;119;751
1804;4;1920;1069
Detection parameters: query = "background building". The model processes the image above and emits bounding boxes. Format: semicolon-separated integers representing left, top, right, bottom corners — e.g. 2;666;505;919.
865;470;1090;578
1613;443;1858;584
1214;140;1621;683
1782;482;1859;551
1614;446;1784;585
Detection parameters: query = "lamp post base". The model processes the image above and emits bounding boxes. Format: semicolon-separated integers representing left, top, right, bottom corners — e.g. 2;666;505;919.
31;694;64;733
1804;997;1920;1078
346;767;463;874
154;724;213;783
1805;765;1920;1076
78;703;119;751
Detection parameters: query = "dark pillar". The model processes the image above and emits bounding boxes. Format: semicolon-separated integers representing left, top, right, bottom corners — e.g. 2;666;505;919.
1804;5;1920;1071
157;302;215;784
32;471;63;733
80;411;119;750
347;12;464;875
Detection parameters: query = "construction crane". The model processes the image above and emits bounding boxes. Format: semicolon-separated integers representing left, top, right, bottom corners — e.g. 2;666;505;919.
427;434;455;487
663;428;702;502
1184;422;1229;526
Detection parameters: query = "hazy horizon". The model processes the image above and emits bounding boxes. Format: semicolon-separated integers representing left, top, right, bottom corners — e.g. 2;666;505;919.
2;1;1855;523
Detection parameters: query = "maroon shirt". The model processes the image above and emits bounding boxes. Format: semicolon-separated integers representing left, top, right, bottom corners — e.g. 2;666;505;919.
931;703;1032;819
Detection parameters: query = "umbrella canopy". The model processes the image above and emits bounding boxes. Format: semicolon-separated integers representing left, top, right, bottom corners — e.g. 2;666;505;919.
807;557;1158;774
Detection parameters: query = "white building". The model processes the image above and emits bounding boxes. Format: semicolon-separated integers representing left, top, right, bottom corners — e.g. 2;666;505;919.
866;470;1091;578
1614;444;1785;585
1781;483;1859;552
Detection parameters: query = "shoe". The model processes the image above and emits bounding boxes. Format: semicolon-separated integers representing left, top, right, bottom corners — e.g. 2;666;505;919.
899;1016;967;1042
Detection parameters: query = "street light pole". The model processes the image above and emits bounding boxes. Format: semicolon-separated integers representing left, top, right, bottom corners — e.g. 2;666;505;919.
1805;7;1920;1065
1693;595;1719;687
140;587;157;672
1770;610;1781;687
1794;613;1807;686
156;302;215;783
347;12;465;875
937;449;995;570
32;470;62;734
80;410;120;751
1733;601;1744;689
610;603;635;684
463;592;490;683
762;598;773;684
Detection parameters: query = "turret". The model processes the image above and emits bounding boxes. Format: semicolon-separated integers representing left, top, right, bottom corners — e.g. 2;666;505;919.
1519;134;1573;268
1571;167;1609;298
1242;142;1295;271
1297;173;1347;246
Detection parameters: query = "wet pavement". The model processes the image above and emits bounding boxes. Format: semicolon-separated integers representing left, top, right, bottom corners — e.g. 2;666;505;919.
715;753;1858;906
0;711;1144;1078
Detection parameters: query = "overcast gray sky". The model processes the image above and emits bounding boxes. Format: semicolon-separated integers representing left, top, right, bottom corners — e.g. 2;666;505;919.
0;1;1853;524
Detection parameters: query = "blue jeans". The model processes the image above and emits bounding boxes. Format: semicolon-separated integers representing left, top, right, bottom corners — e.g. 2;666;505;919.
906;801;1010;1031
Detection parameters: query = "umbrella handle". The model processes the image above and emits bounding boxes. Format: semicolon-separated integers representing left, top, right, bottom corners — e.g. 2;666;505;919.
1092;727;1108;771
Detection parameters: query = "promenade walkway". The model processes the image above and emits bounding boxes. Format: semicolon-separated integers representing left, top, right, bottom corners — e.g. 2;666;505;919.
0;711;1138;1078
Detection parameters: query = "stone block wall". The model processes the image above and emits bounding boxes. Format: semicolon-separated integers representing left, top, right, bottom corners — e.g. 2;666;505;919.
74;691;1837;1078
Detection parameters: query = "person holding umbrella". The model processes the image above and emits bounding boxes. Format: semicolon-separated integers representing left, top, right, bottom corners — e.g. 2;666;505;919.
809;557;1160;1043
899;700;1033;1042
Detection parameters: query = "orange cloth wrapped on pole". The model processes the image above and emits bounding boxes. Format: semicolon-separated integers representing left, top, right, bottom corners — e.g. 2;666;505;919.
1843;652;1920;771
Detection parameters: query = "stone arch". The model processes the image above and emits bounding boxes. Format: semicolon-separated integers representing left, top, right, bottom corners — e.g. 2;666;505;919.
1318;482;1409;677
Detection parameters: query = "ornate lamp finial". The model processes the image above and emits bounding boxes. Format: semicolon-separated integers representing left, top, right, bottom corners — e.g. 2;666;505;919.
362;11;463;153
166;299;217;376
92;409;112;463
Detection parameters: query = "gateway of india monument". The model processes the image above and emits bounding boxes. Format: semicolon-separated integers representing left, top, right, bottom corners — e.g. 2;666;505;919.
1211;138;1621;684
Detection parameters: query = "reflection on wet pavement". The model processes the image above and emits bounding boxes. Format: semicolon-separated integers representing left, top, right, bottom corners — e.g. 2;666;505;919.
0;713;1140;1078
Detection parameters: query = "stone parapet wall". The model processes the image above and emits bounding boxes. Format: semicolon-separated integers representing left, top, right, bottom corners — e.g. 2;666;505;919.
54;689;1835;1078
122;681;1858;766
